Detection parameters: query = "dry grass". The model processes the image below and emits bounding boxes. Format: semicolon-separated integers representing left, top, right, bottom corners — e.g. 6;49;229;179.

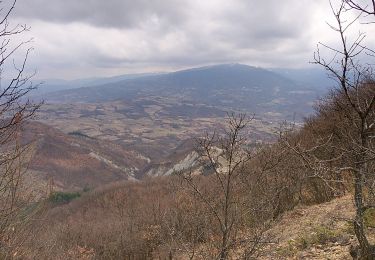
258;195;359;259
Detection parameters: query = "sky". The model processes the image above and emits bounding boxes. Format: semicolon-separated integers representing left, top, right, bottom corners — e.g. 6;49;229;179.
3;0;375;79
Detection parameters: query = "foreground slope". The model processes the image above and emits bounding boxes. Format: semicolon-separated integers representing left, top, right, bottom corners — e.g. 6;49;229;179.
22;180;361;259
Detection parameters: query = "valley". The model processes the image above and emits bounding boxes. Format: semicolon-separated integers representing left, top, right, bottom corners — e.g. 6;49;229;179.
28;64;323;190
31;98;279;190
36;98;278;160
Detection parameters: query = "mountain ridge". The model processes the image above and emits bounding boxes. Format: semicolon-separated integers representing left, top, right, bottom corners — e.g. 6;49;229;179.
42;64;324;119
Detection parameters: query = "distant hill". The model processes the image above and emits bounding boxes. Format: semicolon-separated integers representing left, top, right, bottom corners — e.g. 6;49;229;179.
22;122;149;191
31;72;161;96
43;64;327;119
271;67;335;90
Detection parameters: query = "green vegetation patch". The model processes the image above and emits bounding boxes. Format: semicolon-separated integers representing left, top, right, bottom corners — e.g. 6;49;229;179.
68;130;92;139
49;191;81;204
295;225;347;249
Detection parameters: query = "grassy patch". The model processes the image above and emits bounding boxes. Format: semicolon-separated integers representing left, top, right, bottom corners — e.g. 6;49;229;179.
364;208;375;228
277;224;349;257
276;240;298;257
310;225;338;245
343;221;355;235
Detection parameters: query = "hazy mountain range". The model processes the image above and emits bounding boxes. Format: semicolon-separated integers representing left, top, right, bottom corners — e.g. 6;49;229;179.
36;64;333;120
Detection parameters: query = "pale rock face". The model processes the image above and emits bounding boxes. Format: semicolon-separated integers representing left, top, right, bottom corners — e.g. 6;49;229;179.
164;151;199;176
145;147;229;177
89;151;137;177
145;151;199;176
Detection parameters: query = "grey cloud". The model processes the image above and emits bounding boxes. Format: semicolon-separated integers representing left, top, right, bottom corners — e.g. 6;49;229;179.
8;0;332;79
14;0;190;29
212;0;314;49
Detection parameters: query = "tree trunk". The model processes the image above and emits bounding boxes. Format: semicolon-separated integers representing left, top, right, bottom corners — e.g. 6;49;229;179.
353;129;374;259
353;167;373;259
219;240;229;260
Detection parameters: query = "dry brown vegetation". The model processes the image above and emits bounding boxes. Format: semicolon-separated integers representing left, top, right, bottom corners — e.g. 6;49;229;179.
10;111;345;259
21;121;148;190
17;174;335;260
280;81;375;258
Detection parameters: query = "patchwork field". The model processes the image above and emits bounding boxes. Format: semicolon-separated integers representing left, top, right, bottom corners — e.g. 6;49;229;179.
37;96;280;163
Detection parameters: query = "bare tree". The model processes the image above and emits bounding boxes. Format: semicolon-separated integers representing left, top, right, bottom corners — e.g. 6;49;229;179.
281;1;375;258
181;113;276;259
345;0;375;16
0;0;41;256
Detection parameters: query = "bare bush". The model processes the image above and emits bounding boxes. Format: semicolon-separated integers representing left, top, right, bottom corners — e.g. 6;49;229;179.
0;0;41;257
179;114;280;259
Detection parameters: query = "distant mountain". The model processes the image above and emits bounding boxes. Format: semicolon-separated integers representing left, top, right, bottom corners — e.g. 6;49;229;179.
32;72;162;96
271;68;335;90
44;64;327;119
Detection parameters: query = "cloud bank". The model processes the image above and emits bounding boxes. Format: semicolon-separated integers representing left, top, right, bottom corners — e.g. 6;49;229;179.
6;0;368;79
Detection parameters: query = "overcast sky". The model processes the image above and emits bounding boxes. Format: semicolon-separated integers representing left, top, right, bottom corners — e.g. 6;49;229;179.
4;0;375;79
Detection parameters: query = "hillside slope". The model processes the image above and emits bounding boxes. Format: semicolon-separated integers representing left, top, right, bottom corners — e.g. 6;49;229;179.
22;180;363;259
22;122;149;190
259;195;357;259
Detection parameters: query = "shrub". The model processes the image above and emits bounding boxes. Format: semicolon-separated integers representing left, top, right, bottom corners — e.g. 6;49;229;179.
68;131;92;139
49;191;81;204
